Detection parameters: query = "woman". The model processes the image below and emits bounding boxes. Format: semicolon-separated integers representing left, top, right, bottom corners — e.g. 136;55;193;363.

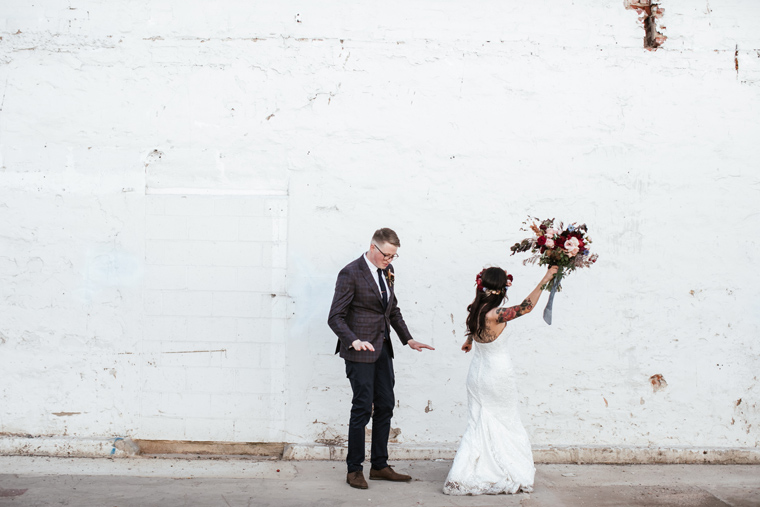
443;265;558;496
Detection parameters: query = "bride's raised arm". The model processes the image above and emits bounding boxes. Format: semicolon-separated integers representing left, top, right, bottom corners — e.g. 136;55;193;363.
494;266;558;323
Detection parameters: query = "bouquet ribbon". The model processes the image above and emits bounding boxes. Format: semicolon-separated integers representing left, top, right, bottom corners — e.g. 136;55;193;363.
543;269;563;325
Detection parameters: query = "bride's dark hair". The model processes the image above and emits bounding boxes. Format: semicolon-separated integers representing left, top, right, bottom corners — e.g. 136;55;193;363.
465;267;508;339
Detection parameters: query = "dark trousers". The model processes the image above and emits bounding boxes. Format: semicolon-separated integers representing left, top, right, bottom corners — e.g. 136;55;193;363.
344;342;395;473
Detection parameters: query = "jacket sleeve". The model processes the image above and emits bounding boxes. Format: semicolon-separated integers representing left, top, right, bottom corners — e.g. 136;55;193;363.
327;267;360;349
388;266;413;345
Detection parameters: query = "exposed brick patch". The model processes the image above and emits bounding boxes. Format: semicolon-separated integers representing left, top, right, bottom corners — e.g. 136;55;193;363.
625;0;667;50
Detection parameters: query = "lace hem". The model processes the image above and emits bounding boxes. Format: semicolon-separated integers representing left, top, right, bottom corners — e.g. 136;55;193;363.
443;480;533;496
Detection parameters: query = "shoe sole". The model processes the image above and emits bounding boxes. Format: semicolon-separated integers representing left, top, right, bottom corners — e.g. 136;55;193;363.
369;476;412;482
346;479;368;489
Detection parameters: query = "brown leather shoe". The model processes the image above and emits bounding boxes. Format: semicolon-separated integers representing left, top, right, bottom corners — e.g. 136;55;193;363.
346;471;368;489
369;466;412;482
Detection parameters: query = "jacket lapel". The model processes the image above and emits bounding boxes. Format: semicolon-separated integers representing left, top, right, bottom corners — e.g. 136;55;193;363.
358;255;383;304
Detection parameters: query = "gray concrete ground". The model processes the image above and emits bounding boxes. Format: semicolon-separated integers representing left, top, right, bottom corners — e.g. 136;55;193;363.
0;456;759;507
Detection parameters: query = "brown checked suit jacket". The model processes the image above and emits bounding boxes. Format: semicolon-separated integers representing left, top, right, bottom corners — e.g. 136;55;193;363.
328;255;414;363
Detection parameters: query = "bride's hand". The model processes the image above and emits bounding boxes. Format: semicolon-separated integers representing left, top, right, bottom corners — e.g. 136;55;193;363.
461;339;472;353
543;265;559;283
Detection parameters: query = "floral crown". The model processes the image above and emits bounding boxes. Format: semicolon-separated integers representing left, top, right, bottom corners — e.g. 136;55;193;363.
475;269;513;296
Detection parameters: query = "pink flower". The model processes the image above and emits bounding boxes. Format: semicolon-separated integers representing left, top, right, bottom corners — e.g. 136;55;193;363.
564;236;580;257
545;238;555;248
546;228;558;237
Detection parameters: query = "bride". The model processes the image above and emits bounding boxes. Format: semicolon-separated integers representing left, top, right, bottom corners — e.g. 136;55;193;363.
443;265;558;496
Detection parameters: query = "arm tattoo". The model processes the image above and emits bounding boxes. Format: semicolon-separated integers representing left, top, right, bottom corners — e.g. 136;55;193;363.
495;299;533;323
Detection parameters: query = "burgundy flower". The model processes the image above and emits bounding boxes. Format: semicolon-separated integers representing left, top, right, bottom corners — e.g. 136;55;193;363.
536;236;547;247
475;270;485;292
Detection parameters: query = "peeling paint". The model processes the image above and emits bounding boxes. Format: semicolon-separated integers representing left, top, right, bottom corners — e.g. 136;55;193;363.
624;0;667;50
650;374;668;393
735;45;739;76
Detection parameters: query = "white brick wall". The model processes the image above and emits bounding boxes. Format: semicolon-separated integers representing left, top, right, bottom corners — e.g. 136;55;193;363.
139;195;287;440
1;1;758;451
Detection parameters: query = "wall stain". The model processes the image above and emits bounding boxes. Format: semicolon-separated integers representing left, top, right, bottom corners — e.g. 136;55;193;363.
650;374;667;392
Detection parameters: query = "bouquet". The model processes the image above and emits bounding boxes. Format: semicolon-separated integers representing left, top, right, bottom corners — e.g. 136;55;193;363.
510;217;598;324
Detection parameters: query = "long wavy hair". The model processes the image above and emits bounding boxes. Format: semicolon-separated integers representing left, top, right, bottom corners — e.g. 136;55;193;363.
465;267;508;339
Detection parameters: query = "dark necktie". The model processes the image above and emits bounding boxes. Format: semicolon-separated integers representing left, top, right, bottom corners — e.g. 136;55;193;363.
377;268;388;309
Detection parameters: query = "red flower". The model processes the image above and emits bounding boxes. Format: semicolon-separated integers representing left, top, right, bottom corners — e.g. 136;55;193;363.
475;270;485;292
536;236;547;247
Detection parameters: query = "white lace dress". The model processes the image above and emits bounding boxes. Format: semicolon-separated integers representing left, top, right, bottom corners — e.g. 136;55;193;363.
443;329;535;495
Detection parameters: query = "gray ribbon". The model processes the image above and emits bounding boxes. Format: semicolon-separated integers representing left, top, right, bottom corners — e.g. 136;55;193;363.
543;273;562;325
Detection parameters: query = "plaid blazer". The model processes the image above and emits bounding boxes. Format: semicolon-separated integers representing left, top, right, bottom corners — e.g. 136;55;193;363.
328;255;414;363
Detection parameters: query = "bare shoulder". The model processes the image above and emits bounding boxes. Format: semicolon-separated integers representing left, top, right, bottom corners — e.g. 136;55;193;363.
484;307;500;321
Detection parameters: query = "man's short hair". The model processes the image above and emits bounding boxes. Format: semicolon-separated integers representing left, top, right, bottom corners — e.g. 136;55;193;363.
372;228;400;247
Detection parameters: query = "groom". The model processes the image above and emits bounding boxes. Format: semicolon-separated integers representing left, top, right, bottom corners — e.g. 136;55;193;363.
328;228;435;489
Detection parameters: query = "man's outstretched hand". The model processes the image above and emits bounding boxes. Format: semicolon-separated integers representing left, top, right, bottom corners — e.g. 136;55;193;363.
407;339;435;352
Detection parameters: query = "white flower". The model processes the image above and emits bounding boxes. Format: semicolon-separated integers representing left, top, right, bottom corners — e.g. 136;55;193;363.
564;237;580;257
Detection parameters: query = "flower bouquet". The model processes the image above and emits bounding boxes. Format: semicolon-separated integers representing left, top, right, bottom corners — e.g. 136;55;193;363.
510;217;598;324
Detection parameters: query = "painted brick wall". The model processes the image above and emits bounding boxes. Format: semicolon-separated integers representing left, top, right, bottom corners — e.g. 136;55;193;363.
1;1;758;451
139;195;288;441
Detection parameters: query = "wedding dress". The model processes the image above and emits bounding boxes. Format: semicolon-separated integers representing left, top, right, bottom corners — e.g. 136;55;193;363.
443;326;535;495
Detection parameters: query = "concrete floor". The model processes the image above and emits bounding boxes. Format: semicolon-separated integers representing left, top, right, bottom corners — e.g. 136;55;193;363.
0;456;759;507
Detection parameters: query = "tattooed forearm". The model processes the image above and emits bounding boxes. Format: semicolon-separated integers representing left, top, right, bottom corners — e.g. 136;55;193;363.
495;299;534;323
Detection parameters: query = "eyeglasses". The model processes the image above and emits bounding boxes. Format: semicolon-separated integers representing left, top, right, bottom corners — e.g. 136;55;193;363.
373;243;399;260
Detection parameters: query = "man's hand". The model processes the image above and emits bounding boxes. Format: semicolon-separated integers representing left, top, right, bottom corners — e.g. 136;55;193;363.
408;339;435;352
351;339;375;351
461;339;472;353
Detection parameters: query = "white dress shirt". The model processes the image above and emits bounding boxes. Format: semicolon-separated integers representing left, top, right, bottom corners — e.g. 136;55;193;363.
364;252;387;296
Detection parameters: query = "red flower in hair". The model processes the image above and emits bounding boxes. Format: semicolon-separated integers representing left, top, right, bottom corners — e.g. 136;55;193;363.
475;270;485;292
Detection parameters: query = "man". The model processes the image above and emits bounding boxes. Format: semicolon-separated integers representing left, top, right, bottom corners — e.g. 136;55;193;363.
328;228;435;490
